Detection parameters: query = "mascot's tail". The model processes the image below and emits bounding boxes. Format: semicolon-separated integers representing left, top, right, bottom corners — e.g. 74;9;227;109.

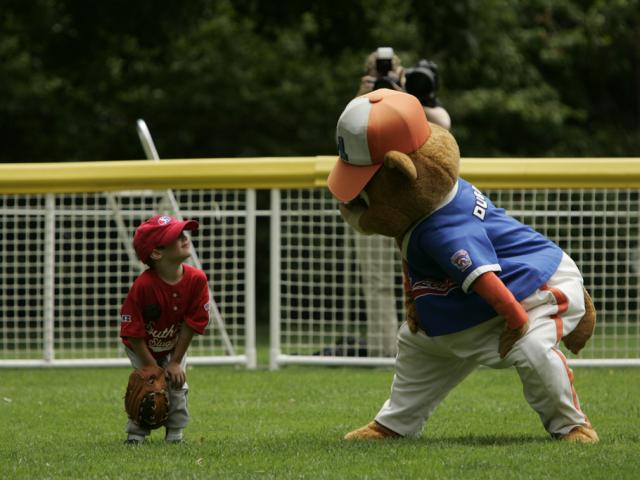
562;288;596;355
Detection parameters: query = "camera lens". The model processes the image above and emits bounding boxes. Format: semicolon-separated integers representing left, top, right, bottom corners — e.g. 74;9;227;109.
375;58;393;77
405;69;435;97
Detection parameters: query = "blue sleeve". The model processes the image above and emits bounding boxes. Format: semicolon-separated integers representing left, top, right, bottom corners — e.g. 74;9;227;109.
418;225;502;293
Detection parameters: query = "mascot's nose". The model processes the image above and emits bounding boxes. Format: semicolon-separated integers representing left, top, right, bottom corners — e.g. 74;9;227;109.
339;201;368;235
341;190;369;208
359;190;370;206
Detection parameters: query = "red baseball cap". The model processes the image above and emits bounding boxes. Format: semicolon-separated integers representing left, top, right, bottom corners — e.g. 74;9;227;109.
327;89;431;202
133;215;199;262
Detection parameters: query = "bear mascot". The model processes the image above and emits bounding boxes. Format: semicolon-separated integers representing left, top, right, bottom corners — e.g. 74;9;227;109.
327;88;598;443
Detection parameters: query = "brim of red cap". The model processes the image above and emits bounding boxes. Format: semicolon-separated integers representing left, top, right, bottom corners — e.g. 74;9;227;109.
157;219;199;247
327;157;383;202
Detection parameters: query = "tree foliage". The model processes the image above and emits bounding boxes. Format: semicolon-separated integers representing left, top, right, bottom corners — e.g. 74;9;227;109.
0;0;638;162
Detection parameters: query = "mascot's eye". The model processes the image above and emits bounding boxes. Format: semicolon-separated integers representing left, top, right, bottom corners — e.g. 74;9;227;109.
359;190;370;207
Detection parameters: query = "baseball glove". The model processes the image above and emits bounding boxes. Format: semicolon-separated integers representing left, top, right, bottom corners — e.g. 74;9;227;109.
124;365;170;429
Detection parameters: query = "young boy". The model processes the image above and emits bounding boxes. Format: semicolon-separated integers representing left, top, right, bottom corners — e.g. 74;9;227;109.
120;214;210;444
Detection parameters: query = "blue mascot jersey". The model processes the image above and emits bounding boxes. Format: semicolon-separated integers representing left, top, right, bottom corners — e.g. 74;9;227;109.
401;178;563;336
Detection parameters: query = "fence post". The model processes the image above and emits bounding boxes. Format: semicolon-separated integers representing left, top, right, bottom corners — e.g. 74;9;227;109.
269;189;281;370
43;194;56;365
245;189;257;369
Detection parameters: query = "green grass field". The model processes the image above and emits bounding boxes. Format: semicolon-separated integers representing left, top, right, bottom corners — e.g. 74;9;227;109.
1;365;639;479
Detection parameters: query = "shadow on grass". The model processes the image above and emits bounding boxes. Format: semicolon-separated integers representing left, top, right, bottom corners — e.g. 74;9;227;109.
99;429;549;451
420;433;549;446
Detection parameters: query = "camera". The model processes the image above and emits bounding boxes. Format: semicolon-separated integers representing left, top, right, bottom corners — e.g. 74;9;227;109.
404;59;440;107
373;47;401;91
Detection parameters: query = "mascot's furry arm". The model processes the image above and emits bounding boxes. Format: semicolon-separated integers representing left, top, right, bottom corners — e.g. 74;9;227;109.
472;272;529;358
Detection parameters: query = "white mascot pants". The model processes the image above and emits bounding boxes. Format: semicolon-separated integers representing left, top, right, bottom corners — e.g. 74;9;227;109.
375;253;592;438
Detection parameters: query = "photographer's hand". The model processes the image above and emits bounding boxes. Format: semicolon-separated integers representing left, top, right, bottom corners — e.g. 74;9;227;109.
388;80;404;91
358;72;404;96
388;68;405;91
357;75;376;96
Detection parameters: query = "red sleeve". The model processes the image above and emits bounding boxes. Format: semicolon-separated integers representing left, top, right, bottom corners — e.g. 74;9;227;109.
119;280;148;339
471;272;528;329
184;270;210;335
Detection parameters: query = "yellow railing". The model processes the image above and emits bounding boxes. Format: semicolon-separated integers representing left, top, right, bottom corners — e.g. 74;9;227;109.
1;157;640;193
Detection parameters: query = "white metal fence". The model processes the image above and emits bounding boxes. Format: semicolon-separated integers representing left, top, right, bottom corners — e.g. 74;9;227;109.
270;187;640;368
2;184;639;369
0;189;256;367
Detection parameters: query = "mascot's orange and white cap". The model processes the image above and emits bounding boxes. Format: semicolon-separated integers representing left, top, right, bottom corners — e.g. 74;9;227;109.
327;88;431;203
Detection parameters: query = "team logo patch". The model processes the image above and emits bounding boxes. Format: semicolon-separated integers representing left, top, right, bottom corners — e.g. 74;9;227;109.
158;215;172;225
121;314;132;323
450;249;472;272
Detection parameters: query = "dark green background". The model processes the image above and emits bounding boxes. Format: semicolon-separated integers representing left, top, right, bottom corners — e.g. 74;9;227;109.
2;0;638;163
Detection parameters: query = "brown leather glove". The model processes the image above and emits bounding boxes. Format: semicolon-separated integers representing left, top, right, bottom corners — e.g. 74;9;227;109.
124;365;170;429
499;321;530;358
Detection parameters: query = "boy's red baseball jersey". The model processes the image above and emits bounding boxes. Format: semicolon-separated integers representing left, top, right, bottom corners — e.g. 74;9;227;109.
120;264;210;358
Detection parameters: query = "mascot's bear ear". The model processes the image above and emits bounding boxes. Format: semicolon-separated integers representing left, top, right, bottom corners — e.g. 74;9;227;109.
384;151;417;181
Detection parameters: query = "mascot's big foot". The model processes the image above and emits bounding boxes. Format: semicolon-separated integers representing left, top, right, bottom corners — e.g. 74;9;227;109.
344;421;401;440
559;425;599;444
